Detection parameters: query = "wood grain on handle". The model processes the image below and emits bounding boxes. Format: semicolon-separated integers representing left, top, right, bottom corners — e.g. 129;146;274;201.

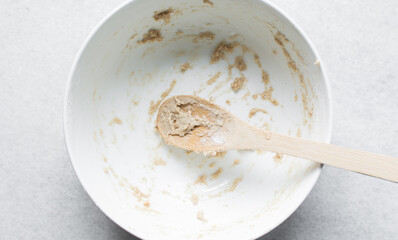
262;132;398;183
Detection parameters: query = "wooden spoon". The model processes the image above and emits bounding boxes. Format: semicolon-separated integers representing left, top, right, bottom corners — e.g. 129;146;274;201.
156;95;398;183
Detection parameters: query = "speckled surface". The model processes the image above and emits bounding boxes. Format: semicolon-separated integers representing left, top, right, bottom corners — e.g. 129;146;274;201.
0;0;397;239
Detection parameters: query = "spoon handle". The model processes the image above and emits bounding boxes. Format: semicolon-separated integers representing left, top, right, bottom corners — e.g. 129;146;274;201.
257;132;398;183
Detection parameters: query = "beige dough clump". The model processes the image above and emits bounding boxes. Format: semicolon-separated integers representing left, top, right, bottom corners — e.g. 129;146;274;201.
203;0;213;5
156;96;226;141
153;8;174;24
234;56;247;71
231;76;246;92
138;29;163;44
180;62;192;73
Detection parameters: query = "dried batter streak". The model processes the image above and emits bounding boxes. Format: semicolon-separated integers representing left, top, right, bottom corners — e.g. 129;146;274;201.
229;177;243;191
273;31;313;122
211;168;223;179
210;41;237;64
197;31;215;40
253;70;279;106
248;108;268;118
148;79;176;116
207;72;221;85
129;185;149;201
254;54;262;68
138;29;163;44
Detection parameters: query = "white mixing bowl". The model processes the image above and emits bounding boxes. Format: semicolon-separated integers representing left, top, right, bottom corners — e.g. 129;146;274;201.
64;0;332;239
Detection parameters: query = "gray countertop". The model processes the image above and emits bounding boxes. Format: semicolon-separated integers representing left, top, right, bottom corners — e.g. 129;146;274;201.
1;0;397;239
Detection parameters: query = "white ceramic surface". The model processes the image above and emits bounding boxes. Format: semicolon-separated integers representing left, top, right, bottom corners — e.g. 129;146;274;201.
64;0;332;239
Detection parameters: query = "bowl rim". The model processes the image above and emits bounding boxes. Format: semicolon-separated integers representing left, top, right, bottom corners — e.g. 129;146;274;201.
63;0;333;239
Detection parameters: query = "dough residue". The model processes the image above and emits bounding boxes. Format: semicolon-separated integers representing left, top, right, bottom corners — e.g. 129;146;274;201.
195;175;207;185
231;76;246;92
211;167;223;179
232;159;240;166
207;72;221;85
149;79;176;116
214;151;226;158
153;8;174;24
210;41;237;64
129;185;149;201
273;31;313;122
203;0;213;5
229;177;243;191
138;29;163;44
197;31;215;41
254;54;262;68
153;157;167;166
248;108;268;118
156;96;227;146
109;117;123;126
234;56;247;71
180;62;192;73
253;70;279;106
273;153;283;162
143;201;150;208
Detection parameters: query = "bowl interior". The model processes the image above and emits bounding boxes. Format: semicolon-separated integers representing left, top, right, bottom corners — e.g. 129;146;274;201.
65;0;331;239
